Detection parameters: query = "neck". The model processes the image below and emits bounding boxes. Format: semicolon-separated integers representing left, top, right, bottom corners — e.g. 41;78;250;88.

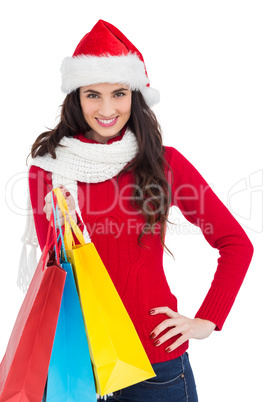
84;129;122;143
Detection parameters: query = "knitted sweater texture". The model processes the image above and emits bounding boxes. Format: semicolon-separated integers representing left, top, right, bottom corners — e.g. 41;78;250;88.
29;133;253;364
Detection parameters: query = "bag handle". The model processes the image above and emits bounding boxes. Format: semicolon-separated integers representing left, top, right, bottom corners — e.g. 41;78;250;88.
51;191;68;262
52;187;86;250
42;203;60;270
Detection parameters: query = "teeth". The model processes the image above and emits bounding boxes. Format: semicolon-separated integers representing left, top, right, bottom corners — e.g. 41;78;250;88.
97;118;116;124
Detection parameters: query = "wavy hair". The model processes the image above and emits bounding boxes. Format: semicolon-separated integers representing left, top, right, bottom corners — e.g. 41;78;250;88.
31;89;174;257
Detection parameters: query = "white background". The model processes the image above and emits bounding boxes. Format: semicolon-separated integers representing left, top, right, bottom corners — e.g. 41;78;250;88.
0;1;267;400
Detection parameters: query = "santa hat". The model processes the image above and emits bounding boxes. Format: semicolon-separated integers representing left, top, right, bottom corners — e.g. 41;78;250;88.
61;19;160;107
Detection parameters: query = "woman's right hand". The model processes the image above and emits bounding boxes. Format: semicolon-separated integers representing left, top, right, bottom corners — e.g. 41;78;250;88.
43;185;77;227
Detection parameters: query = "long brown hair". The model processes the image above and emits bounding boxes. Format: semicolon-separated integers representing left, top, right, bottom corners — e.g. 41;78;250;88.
31;90;174;257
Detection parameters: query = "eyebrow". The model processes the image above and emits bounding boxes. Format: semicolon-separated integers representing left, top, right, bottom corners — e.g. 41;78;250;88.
83;87;129;94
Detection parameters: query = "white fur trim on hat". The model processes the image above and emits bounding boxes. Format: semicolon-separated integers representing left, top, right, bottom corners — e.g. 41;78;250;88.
61;53;160;107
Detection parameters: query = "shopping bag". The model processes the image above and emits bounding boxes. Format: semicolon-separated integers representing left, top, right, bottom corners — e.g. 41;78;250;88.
53;188;155;397
45;194;96;401
0;213;66;402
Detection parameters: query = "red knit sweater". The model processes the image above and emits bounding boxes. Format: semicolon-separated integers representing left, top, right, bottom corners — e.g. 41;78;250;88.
29;132;253;364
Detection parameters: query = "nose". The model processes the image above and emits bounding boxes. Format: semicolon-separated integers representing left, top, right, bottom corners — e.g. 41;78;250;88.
98;99;116;118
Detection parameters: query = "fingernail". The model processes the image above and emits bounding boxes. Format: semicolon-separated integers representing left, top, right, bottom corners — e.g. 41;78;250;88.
150;332;156;339
165;347;171;353
149;309;155;315
66;192;70;197
154;340;160;346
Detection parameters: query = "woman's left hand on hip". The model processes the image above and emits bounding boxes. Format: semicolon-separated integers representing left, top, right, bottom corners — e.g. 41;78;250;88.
149;306;216;353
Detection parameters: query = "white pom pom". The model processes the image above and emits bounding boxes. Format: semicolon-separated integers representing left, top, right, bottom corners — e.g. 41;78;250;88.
141;86;160;107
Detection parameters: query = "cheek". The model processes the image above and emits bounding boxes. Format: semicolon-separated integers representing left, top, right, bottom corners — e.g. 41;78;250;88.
120;98;132;116
81;103;95;120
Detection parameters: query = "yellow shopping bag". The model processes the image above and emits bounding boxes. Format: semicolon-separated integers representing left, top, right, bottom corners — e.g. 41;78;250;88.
53;188;155;396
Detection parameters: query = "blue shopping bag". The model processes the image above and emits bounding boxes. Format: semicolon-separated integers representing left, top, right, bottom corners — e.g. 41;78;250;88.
45;192;96;401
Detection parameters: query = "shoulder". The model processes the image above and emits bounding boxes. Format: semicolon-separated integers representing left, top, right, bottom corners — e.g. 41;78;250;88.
162;145;210;187
163;145;195;170
29;164;51;176
163;145;182;160
29;165;52;185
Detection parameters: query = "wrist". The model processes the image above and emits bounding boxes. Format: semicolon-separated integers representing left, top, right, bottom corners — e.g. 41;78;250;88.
201;318;216;330
195;318;216;331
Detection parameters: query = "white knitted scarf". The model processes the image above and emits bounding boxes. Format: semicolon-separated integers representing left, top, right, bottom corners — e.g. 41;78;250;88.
17;129;138;293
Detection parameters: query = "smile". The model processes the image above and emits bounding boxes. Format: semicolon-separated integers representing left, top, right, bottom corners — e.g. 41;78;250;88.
96;117;118;127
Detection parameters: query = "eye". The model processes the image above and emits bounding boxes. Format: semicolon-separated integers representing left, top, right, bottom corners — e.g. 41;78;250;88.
114;92;126;98
86;93;99;99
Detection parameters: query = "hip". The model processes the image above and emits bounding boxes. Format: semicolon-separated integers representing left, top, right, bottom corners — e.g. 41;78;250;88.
99;352;198;402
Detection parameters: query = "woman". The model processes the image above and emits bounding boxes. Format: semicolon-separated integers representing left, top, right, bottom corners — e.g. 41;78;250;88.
27;20;253;401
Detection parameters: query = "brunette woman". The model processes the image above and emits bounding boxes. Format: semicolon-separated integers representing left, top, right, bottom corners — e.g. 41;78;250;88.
25;20;253;401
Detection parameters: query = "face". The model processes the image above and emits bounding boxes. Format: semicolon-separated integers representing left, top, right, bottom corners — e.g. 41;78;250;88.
79;83;132;143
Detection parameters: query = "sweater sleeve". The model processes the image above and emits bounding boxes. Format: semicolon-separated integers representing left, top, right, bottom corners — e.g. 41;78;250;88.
29;165;84;250
29;165;53;250
166;147;254;330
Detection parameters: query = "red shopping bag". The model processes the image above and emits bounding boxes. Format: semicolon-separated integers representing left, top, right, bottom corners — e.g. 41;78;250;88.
0;214;66;402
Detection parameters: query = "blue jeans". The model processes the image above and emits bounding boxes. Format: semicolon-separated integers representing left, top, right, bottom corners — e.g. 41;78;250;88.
100;352;198;402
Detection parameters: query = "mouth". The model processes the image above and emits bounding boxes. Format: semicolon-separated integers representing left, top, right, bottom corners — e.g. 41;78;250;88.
95;117;118;127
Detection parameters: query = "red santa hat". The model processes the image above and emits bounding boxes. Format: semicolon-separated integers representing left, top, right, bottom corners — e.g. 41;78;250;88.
61;20;160;107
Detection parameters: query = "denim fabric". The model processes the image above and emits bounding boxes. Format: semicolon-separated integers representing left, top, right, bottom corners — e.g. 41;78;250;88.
100;352;198;402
